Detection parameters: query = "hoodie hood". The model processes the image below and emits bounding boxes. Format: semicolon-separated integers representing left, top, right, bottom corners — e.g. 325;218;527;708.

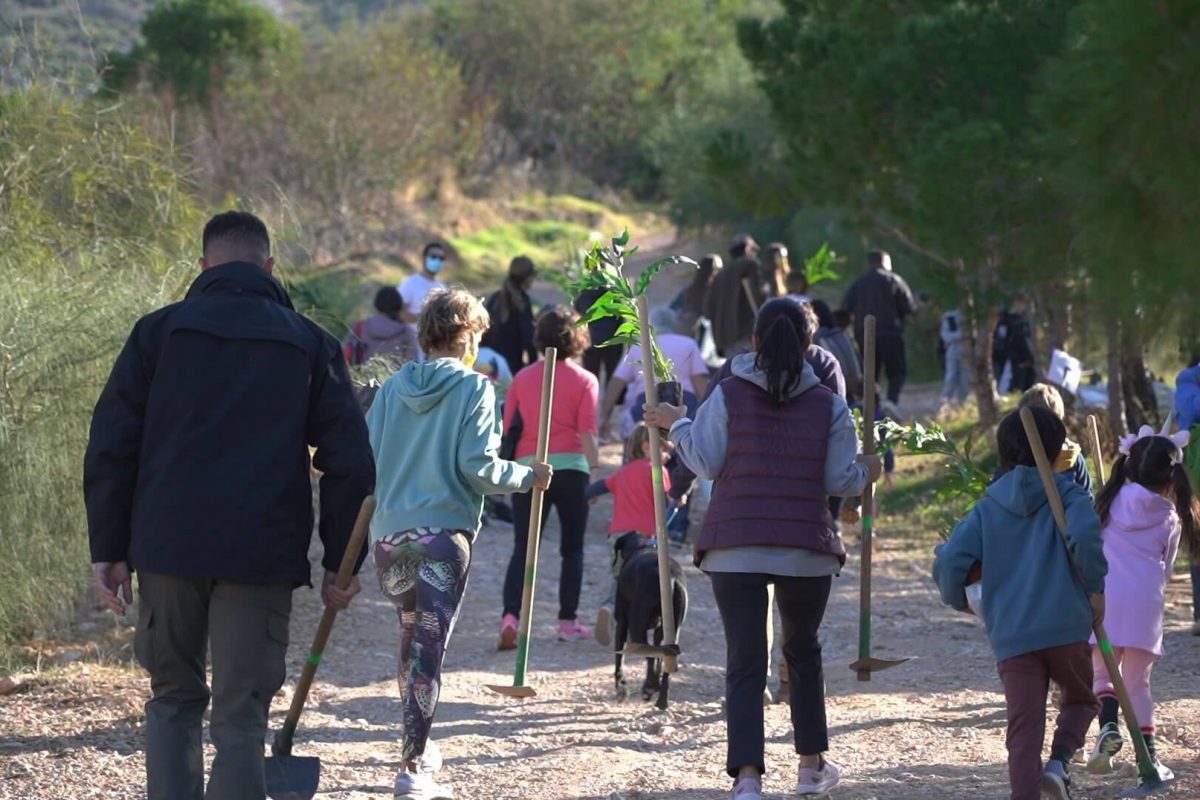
393;358;474;414
1109;481;1176;532
186;261;294;309
1178;364;1200;387
986;466;1055;517
361;313;412;342
730;352;820;399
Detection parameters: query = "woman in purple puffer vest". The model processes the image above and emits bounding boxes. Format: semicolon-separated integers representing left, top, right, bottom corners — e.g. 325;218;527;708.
646;298;881;800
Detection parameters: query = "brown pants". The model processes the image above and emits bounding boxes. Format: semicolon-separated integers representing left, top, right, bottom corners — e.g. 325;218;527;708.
997;642;1099;800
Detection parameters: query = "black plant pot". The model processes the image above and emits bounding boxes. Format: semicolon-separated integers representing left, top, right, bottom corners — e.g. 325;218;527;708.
655;380;681;407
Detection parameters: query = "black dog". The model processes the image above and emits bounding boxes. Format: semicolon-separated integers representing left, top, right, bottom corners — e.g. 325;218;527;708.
612;533;688;710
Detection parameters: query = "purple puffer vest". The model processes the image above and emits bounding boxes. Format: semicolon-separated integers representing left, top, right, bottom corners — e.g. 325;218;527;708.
695;376;844;567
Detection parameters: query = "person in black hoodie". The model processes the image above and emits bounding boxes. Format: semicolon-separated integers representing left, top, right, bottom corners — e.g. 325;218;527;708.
84;211;375;800
482;255;539;376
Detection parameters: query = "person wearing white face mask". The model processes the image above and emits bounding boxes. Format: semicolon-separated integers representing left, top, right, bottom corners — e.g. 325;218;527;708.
399;242;451;323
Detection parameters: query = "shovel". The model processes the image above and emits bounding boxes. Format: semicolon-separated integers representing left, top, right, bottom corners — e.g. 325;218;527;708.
1019;408;1170;797
266;494;376;800
619;296;682;672
487;347;558;699
849;315;910;680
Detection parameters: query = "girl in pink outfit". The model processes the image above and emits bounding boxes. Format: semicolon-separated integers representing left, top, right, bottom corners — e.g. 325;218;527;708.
1087;429;1199;780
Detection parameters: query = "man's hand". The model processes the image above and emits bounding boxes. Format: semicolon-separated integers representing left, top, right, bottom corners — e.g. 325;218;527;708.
322;570;361;611
94;561;133;616
1089;593;1105;625
643;402;686;430
856;453;884;482
531;462;554;491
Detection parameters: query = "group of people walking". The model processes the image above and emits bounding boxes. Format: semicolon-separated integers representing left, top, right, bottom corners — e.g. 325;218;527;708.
83;211;1196;800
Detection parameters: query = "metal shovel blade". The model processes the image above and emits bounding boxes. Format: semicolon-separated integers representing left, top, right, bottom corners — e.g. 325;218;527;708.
485;684;537;699
850;656;911;681
264;754;320;800
1118;771;1173;798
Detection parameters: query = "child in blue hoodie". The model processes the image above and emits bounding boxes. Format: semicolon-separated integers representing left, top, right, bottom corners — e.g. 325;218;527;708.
934;407;1107;800
367;289;553;800
1175;354;1200;633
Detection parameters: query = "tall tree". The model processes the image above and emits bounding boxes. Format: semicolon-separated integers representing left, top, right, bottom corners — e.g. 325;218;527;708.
1036;0;1200;432
737;0;1076;423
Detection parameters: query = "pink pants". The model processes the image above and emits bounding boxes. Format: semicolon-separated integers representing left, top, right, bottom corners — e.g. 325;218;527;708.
1092;645;1157;731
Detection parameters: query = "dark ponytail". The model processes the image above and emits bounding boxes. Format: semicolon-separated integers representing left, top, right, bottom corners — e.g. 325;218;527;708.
752;298;811;405
1095;436;1200;555
1094;453;1129;528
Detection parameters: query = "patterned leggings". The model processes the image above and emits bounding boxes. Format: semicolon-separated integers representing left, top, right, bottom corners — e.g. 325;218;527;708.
374;528;471;765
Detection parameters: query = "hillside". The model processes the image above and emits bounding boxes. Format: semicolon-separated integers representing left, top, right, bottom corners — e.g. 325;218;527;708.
0;0;423;85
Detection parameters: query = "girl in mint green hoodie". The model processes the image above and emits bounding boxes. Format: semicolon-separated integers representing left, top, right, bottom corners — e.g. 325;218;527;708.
367;289;552;800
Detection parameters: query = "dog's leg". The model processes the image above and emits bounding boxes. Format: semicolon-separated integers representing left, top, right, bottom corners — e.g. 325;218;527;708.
614;608;629;701
642;623;663;702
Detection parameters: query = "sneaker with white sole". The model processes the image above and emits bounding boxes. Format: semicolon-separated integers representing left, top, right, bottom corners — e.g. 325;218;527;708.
1087;722;1123;774
796;759;841;796
595;607;614;647
729;776;763;799
394;769;454;800
498;614;518;651
1041;758;1072;799
558;619;591;641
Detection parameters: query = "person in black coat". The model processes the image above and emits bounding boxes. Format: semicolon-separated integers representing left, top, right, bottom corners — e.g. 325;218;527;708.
482;256;539;376
84;211;375;800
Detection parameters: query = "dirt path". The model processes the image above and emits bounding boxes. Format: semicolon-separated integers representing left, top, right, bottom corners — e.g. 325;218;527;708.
2;249;1198;799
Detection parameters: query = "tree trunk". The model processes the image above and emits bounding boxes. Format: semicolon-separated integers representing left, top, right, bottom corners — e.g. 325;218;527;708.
1120;326;1158;430
965;291;999;426
1106;322;1128;438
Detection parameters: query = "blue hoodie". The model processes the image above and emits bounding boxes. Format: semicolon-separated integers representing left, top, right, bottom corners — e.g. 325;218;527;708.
933;467;1106;662
367;358;534;542
1175;364;1200;430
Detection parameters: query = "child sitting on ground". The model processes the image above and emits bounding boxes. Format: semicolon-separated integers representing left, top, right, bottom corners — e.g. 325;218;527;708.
366;289;553;799
587;422;670;646
1085;424;1196;781
934;406;1107;800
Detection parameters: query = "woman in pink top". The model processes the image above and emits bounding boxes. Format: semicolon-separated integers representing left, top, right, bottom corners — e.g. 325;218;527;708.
1086;430;1198;779
500;307;600;646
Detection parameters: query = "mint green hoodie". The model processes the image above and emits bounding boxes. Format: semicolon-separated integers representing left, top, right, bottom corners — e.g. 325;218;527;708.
366;358;534;542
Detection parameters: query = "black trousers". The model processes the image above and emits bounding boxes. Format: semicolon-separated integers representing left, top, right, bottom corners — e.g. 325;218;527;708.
135;573;292;800
859;329;907;404
503;469;590;620
583;345;623;384
710;571;832;777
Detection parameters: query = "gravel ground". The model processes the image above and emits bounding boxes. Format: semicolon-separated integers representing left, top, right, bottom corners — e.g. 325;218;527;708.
2;436;1197;799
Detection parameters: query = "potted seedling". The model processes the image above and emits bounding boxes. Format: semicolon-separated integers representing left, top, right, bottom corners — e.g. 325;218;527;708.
554;228;696;412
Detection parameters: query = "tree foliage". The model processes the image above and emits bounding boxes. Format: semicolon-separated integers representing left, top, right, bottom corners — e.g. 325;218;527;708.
100;0;295;104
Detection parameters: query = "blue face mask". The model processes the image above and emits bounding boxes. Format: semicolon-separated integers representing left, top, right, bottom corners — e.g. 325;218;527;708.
425;255;445;275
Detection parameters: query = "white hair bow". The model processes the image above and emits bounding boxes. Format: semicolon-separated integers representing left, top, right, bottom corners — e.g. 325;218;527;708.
1117;412;1191;464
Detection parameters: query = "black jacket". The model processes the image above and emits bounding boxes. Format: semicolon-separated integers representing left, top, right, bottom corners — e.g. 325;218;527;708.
84;262;375;585
841;267;918;340
481;288;537;376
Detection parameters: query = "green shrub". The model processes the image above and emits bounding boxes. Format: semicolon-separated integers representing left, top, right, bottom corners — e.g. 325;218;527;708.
0;86;198;664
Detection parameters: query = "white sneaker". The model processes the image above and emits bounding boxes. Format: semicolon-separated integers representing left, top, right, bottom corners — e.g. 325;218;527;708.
394;768;454;800
416;740;443;773
730;776;763;799
796;759;841;796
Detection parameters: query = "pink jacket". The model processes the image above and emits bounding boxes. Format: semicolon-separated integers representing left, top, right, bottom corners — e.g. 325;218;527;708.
1093;483;1181;656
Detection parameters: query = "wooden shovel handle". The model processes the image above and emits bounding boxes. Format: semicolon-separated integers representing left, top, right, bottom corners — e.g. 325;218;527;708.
636;295;678;672
275;494;375;755
855;315;877;682
1086;414;1107;486
1019;408;1160;784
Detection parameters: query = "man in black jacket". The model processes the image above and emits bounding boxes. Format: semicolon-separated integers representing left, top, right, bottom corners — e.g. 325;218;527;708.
840;250;919;404
84;211;375;800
